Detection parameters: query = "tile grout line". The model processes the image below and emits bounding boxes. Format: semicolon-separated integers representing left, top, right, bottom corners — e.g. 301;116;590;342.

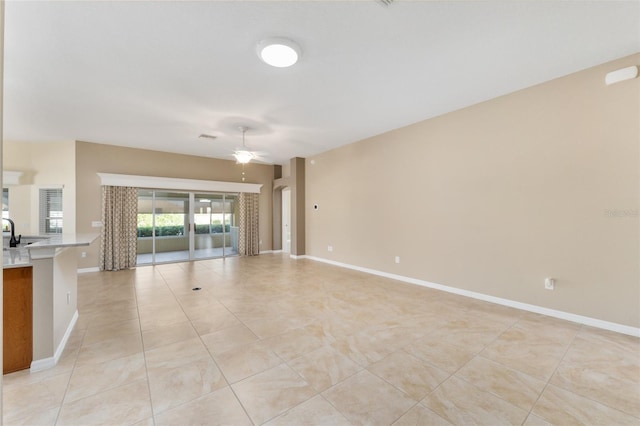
531;324;640;421
140;266;164;425
166;264;259;425
150;260;254;423
52;318;88;425
267;347;343;425
359;354;426;426
50;275;139;424
520;323;583;425
207;267;350;424
221;279;365;424
408;319;518;424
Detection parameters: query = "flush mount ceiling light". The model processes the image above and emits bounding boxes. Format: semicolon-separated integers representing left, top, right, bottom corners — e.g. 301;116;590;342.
605;65;639;85
233;126;255;164
257;38;301;68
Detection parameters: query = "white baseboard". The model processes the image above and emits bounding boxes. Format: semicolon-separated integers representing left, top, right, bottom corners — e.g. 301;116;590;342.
289;254;306;259
303;255;640;338
78;267;100;274
30;357;56;372
259;250;283;254
31;310;78;372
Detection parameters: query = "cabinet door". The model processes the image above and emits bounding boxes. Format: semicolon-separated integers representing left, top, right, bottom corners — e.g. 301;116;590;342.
3;267;33;374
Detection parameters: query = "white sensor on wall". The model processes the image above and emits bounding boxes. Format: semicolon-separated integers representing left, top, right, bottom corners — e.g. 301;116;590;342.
544;278;555;290
605;66;639;85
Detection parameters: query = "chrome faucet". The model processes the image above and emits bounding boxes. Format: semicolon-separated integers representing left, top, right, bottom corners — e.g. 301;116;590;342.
3;218;21;247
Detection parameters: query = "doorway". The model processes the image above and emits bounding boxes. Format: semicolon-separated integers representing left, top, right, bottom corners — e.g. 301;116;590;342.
136;190;239;265
282;188;291;253
193;193;238;260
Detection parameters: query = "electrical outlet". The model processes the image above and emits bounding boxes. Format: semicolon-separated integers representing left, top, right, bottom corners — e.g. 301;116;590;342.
328;245;333;252
81;251;87;258
544;278;555;290
91;221;103;228
395;256;400;264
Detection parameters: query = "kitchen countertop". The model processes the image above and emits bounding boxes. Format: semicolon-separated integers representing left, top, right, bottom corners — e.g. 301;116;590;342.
26;233;98;249
3;234;98;268
3;247;32;269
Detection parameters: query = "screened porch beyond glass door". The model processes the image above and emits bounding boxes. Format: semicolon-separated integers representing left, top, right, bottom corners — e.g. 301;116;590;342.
193;193;238;260
136;190;238;265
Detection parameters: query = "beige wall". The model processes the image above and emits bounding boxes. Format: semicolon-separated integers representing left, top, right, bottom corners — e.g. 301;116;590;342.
3;142;32;233
306;54;640;328
3;140;76;235
75;141;274;269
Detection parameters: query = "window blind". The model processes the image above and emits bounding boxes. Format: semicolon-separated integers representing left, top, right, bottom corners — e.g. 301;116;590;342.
39;188;63;234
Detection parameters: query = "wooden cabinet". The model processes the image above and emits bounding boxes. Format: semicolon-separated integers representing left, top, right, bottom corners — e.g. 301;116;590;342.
3;266;33;374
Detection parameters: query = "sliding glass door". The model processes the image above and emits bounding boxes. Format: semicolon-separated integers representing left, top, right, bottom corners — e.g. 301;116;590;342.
137;190;238;265
193;194;239;259
137;190;190;264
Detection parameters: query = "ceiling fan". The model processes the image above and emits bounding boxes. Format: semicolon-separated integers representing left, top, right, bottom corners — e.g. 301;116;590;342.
199;125;263;164
233;126;256;164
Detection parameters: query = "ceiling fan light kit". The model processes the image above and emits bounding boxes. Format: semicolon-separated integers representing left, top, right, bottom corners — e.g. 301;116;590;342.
234;150;255;164
257;38;301;68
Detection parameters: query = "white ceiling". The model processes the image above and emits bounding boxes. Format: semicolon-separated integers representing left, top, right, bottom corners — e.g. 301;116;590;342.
4;1;639;165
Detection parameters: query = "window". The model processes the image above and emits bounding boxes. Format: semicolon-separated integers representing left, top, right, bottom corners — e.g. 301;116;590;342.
2;188;8;220
137;191;188;237
39;188;63;234
2;188;9;232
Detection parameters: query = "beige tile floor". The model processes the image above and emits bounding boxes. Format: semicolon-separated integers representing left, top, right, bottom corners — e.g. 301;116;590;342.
3;254;640;425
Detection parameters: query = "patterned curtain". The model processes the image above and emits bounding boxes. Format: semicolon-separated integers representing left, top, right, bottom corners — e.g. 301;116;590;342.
238;192;259;256
100;186;138;271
